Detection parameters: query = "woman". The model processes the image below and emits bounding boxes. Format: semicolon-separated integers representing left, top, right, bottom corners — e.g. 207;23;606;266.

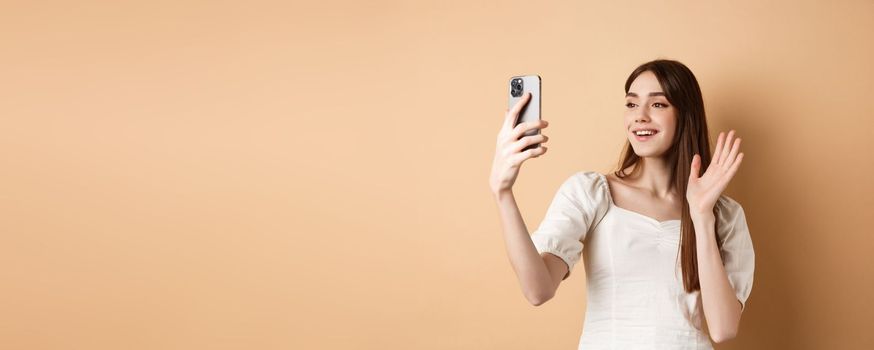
489;59;754;349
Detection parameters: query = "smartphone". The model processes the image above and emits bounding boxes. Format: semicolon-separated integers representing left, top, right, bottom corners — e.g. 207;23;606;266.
508;75;542;152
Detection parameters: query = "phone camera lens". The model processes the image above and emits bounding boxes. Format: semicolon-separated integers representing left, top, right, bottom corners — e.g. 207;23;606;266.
511;78;524;97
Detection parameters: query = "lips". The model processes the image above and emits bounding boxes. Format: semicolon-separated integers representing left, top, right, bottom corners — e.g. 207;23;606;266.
632;129;659;141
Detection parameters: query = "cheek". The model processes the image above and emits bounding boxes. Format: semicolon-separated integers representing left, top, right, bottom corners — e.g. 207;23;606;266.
656;111;677;138
657;110;678;127
623;116;634;128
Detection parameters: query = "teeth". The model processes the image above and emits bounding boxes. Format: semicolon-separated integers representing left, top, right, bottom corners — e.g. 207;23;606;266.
634;130;656;136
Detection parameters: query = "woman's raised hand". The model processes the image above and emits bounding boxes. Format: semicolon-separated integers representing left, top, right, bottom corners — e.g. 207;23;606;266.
489;92;550;195
686;129;744;218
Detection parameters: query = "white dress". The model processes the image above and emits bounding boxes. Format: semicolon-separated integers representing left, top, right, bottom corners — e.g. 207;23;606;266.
530;171;755;350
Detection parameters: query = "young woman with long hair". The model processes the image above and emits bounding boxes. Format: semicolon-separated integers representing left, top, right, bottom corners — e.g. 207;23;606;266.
489;59;754;349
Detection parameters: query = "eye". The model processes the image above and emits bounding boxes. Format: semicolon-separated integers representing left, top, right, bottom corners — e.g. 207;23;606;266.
625;102;637;108
653;102;669;108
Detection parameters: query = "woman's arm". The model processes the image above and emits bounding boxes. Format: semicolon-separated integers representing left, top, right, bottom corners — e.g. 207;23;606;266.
693;212;742;343
489;92;555;306
493;190;566;306
685;130;746;343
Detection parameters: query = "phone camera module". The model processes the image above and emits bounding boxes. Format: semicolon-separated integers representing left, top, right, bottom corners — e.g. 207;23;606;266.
510;79;524;97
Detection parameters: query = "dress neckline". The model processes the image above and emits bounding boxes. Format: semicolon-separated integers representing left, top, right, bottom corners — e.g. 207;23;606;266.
596;172;682;226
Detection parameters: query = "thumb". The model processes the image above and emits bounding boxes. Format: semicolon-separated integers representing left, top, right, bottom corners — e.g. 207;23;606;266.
690;154;700;179
505;92;530;128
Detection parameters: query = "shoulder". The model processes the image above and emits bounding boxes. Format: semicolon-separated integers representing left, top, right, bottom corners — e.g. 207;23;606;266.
565;170;608;186
555;170;610;206
557;170;608;193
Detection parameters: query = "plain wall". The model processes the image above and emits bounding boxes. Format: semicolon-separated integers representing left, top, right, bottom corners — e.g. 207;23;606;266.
2;1;873;349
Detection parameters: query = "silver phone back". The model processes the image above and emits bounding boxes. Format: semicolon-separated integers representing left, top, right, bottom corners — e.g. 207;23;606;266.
508;75;541;150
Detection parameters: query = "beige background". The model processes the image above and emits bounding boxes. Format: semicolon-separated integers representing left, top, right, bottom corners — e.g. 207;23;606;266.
2;1;873;349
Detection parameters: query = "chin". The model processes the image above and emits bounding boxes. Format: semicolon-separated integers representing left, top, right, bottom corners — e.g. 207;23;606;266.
636;152;668;159
631;147;667;159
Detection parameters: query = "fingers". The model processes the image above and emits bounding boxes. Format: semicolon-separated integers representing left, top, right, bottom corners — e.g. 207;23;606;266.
719;130;736;165
708;130;743;180
725;152;744;181
503;108;514;130
511;133;548;153
508;145;548;166
724;136;741;169
689;154;701;179
505;92;532;129
512;119;549;140
712;131;725;164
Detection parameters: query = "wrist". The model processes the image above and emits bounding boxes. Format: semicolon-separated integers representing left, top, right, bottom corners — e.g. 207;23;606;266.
690;211;715;223
493;188;514;201
692;213;718;248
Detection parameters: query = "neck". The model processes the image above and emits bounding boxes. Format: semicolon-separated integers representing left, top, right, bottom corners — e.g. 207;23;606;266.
628;156;675;199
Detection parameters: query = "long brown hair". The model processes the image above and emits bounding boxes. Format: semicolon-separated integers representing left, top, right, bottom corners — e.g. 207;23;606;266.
613;59;722;293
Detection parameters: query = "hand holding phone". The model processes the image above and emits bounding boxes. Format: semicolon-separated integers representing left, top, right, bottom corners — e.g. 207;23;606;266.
489;75;550;195
508;75;542;151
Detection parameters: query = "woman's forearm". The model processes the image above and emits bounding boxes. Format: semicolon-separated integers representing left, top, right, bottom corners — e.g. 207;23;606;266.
693;213;742;343
493;190;556;305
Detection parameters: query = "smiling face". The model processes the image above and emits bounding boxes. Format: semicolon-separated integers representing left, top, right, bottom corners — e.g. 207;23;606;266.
624;71;678;158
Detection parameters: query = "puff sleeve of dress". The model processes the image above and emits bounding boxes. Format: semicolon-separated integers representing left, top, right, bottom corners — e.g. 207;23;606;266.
530;171;610;281
715;196;756;312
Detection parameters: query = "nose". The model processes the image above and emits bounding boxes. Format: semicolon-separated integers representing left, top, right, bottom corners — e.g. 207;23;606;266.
634;111;651;124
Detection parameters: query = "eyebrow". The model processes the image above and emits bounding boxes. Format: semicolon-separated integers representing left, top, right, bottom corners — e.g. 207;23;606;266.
626;92;666;97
